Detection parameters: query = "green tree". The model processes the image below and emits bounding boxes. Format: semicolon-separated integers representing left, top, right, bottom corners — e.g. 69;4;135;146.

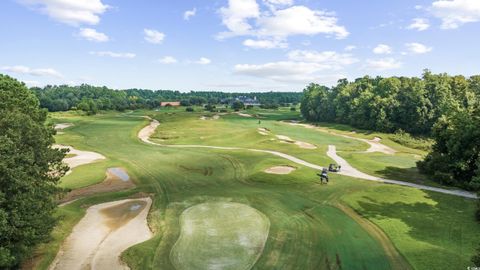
0;75;68;268
231;101;244;111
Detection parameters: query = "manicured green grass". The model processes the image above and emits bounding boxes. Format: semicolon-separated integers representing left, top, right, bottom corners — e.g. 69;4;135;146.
170;202;270;270
33;109;480;270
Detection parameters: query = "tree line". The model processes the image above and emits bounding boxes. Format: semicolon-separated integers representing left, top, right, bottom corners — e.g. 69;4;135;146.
300;70;480;191
31;84;302;114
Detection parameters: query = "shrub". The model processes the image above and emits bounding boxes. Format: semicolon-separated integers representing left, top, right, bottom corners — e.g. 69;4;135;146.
290;107;296;111
185;107;194;112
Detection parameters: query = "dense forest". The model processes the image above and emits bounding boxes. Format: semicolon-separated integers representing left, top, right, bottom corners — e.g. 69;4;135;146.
301;70;480;190
31;85;302;113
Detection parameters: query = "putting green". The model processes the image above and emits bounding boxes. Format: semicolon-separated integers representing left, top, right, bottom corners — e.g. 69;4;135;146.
170;202;270;270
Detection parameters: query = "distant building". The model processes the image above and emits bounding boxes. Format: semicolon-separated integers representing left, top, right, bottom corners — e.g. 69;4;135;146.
235;96;261;106
161;101;181;107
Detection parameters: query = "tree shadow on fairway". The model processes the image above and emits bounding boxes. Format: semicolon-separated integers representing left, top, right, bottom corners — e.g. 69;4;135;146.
375;166;429;184
352;191;480;269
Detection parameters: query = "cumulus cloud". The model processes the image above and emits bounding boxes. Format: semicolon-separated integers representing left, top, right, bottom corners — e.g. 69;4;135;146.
184;8;196;20
373;44;392;54
78;28;109;42
1;65;62;77
195;57;212;65
144;29;165;44
18;0;109;26
218;0;349;47
405;42;432;54
344;45;356;51
431;0;480;29
365;58;402;71
243;38;288;49
159;56;178;64
234;49;355;84
407;18;430;31
89;51;136;58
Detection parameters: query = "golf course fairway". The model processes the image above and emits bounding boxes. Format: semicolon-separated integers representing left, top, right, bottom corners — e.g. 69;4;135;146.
29;108;480;270
170;202;270;270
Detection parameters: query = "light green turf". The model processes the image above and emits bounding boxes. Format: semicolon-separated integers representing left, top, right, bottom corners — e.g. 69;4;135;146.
30;108;480;270
170;202;270;270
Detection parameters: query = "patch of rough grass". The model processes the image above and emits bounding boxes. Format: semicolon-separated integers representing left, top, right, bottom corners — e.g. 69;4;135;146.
170;202;270;270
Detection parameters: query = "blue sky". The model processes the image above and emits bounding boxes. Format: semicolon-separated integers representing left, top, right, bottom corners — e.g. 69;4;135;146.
1;0;479;92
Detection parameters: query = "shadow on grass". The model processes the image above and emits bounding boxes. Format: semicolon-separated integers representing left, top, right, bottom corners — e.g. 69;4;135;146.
375;166;429;183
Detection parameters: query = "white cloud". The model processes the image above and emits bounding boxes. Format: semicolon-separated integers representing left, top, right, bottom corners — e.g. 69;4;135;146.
218;1;348;41
219;0;260;37
243;38;288;49
195;57;212;65
89;51;136;58
234;49;355;84
344;45;356;51
373;44;392;54
257;6;349;39
405;42;432;54
415;5;423;10
78;28;109;42
431;0;480;29
144;29;165;44
407;18;430;31
2;65;62;77
287;50;358;69
365;58;402;71
159;56;178;64
184;8;196;20
19;0;109;26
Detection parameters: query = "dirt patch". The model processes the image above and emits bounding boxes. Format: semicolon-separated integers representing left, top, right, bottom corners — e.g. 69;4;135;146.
53;145;106;175
60;168;135;205
275;135;317;149
49;198;152;270
264;166;296;174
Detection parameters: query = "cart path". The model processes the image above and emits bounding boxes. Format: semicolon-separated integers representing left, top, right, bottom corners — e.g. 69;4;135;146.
139;119;477;199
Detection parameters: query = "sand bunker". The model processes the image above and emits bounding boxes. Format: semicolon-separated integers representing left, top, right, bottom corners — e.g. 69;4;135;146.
50;198;152;270
235;112;253;118
60;168;135;204
258;128;269;136
288;122;395;154
55;123;74;130
264;166;296;174
138;119;160;144
171;202;270;270
275;135;317;149
200;115;220;120
53;145;106;175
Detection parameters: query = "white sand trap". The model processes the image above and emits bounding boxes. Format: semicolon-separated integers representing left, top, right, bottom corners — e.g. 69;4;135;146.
55;123;74;130
258;128;269;136
236;112;253;117
49;198;152;270
200;115;220;121
138;119;160;144
171;202;269;270
53;145;106;175
276;135;317;149
264;166;296;174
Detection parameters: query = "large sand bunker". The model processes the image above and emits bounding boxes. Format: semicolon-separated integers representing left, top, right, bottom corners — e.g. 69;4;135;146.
264;166;296;174
138;119;160;144
276;135;317;149
258;128;269;136
60;168;135;204
288;122;395;154
53;145;106;175
50;198;152;270
55;123;74;130
235;112;253;118
171;202;270;270
200;115;220;120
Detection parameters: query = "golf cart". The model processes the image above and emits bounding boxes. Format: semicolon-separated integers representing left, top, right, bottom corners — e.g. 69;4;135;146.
328;164;341;172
